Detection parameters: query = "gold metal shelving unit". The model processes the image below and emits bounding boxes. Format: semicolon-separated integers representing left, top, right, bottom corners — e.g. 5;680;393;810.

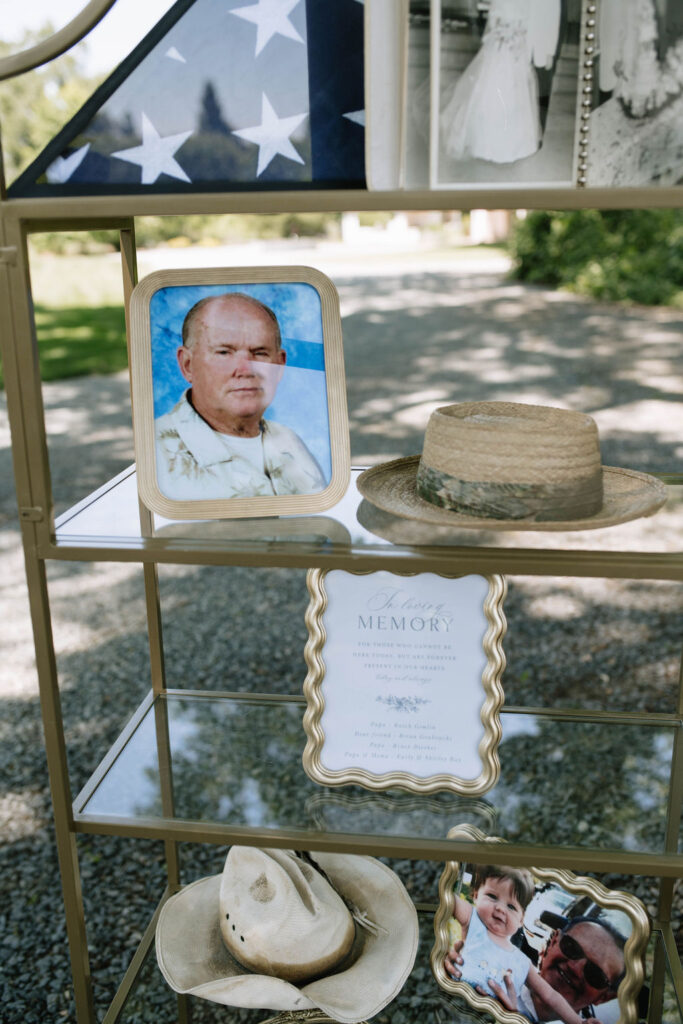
0;7;681;1023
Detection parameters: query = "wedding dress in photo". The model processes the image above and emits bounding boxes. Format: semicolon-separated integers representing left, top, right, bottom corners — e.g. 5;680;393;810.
587;0;683;185
599;0;683;116
440;0;560;164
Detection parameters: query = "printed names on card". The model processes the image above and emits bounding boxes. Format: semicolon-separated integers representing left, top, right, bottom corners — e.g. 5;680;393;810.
318;571;492;781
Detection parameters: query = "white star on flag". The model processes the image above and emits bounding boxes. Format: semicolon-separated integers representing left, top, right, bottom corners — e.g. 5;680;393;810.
165;46;186;63
46;143;90;183
230;0;304;56
343;109;365;126
233;93;307;176
112;113;192;184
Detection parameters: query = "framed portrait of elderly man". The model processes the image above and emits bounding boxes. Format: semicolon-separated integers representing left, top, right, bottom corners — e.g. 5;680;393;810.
130;266;350;519
432;825;650;1024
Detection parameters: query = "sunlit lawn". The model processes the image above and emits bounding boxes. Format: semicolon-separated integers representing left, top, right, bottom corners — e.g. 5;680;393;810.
31;304;128;384
0;250;128;388
0;301;127;389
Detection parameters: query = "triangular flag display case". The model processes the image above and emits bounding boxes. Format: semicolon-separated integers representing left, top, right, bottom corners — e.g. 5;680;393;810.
9;0;366;196
0;1;681;1022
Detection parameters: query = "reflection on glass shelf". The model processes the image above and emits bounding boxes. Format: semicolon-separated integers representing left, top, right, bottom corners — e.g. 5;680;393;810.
78;693;678;855
53;466;683;559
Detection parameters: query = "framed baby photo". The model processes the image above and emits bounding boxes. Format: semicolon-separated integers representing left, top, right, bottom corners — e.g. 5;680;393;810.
302;569;507;796
432;825;650;1024
428;0;582;189
129;266;350;519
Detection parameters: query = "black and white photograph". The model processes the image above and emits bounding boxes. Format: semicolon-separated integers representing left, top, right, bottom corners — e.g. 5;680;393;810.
430;0;583;188
405;0;432;188
586;0;683;186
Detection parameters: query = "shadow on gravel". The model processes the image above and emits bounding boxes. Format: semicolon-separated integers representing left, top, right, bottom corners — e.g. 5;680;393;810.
2;270;683;1021
1;563;680;1021
340;272;683;471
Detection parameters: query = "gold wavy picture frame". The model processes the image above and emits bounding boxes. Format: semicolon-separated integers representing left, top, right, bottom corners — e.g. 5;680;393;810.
431;825;650;1024
302;569;507;796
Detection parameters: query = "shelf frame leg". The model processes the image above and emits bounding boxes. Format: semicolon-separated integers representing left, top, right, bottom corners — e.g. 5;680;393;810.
26;554;96;1022
120;225;181;894
650;643;683;1021
0;215;95;1021
648;933;666;1024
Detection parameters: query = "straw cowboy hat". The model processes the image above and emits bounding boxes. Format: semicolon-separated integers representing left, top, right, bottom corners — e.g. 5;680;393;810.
357;402;667;532
155;847;418;1023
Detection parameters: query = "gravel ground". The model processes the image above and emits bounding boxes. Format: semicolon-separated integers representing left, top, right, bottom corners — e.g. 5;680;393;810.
0;249;682;1023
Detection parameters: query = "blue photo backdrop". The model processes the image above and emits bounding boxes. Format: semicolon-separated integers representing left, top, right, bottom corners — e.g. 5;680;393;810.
149;281;332;482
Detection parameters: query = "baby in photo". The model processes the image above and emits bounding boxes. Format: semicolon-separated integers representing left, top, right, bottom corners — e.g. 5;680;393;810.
446;865;605;1024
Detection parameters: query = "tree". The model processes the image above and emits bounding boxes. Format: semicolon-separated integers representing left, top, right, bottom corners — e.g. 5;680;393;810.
508;209;683;306
0;26;102;185
198;81;230;135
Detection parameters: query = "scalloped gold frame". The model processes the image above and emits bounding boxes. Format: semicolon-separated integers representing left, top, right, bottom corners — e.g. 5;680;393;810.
431;824;651;1024
130;266;350;520
302;569;507;796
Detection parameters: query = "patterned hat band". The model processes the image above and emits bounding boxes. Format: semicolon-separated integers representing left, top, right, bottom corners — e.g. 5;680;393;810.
415;402;605;523
416;463;604;522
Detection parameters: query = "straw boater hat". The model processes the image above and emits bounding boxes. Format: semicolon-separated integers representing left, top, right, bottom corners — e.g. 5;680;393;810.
155;847;418;1023
357;401;667;531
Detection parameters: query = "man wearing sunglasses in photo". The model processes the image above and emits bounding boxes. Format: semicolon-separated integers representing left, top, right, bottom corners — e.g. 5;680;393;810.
446;915;625;1021
519;917;625;1021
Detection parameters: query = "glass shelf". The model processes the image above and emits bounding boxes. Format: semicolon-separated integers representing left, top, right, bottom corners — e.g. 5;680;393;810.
73;691;682;872
52;467;683;578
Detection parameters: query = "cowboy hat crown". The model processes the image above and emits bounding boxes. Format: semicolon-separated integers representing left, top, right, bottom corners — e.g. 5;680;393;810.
220;847;355;983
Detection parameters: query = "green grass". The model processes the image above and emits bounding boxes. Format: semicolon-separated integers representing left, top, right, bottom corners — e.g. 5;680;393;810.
1;249;129;388
0;249;129;388
28;250;126;307
27;303;127;385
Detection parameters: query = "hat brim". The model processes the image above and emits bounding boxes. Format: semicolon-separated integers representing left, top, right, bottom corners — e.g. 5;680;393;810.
356;457;668;532
155;852;418;1024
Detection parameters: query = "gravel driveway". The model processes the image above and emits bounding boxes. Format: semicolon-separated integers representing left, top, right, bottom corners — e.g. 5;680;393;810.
1;247;681;1022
